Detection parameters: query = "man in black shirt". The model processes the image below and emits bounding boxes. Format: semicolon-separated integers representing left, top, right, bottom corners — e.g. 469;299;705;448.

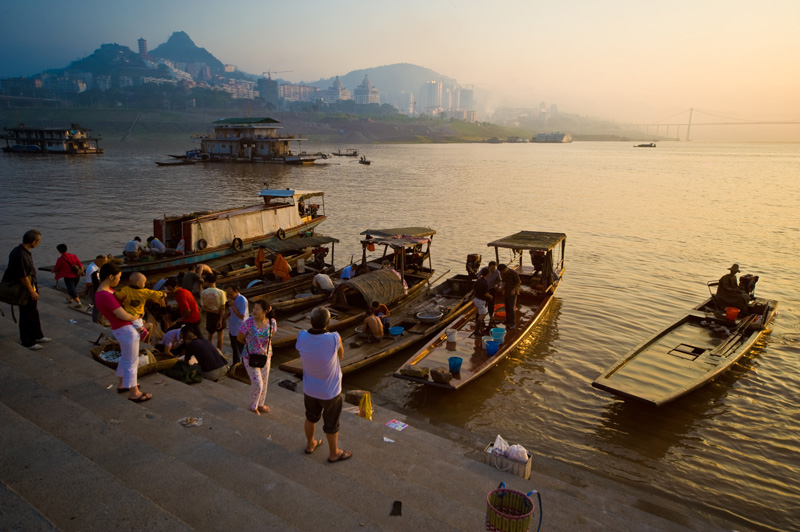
498;264;521;330
2;230;50;350
181;330;229;381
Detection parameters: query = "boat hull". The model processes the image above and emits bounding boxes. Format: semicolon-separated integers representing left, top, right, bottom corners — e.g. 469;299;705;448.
592;297;778;406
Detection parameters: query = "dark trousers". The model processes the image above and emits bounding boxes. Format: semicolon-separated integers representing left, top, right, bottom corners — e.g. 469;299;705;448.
504;292;518;327
487;289;497;319
229;334;244;366
19;297;44;347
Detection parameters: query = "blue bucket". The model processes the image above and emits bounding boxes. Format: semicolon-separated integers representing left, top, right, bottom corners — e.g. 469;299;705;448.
448;356;463;373
491;327;506;344
486;340;500;356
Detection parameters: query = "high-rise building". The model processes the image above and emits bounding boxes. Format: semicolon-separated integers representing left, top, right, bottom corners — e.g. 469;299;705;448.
327;76;350;102
423;80;442;115
138;38;147;56
353;75;380;105
459;88;474;111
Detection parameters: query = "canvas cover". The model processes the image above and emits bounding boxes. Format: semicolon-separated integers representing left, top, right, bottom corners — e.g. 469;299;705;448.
331;269;405;308
486;231;566;251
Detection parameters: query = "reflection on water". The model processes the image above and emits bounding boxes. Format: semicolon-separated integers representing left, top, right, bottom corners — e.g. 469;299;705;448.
2;139;799;530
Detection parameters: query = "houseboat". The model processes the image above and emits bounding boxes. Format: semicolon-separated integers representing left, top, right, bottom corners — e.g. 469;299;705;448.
1;123;104;154
120;189;327;276
194;117;317;164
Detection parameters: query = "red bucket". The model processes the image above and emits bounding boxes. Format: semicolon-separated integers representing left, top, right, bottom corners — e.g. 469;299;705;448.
725;307;740;321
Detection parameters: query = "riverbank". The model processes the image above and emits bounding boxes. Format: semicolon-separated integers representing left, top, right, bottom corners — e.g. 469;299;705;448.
0;281;755;531
0;107;657;144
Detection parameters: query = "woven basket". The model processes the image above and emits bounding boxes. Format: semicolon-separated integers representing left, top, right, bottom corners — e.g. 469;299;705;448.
154;352;179;372
226;362;251;385
90;340;122;369
486;488;534;532
136;349;159;377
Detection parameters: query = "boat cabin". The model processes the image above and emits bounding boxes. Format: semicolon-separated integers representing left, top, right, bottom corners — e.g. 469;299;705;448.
198;117;310;162
486;231;566;294
358;227;436;281
1;123;103;154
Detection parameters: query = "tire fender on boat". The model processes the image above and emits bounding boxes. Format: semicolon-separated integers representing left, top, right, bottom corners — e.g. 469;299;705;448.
276;228;286;240
197;239;208;250
232;237;243;251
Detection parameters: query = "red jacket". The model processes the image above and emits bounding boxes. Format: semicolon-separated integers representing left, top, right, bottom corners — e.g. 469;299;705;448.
53;252;83;281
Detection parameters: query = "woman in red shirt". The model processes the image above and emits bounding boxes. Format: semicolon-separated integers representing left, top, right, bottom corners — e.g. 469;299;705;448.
52;243;84;308
94;262;152;403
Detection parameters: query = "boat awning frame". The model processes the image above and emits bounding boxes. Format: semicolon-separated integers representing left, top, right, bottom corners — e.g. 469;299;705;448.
259;189;325;200
360;227;436;239
261;235;338;253
486;231;566;252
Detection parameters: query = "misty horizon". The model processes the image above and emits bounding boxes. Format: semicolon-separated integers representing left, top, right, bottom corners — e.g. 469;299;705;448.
2;0;799;142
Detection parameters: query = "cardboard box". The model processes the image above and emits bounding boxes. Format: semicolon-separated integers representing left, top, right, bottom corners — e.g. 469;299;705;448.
483;443;532;480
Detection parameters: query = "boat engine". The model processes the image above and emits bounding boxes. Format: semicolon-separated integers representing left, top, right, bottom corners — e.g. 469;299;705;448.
312;246;328;267
466;253;482;278
739;273;759;297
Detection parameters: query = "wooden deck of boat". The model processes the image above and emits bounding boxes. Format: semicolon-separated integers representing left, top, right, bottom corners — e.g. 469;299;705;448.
592;298;778;406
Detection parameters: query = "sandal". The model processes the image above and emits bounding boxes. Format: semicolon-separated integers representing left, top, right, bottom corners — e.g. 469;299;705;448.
327;450;352;463
305;438;323;454
128;393;152;403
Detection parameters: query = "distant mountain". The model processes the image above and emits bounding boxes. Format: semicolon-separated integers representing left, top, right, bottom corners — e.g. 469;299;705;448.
149;31;224;72
306;63;458;98
66;43;146;74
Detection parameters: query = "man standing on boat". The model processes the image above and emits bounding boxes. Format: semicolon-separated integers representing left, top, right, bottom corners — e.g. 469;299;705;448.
473;268;493;336
716;263;751;313
498;264;521;330
478;261;502;326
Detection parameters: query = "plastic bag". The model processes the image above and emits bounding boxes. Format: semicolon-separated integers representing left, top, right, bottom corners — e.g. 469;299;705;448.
492;434;510;456
505;444;529;463
358;392;373;421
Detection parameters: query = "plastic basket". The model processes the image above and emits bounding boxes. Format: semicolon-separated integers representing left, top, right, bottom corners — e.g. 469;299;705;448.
486;486;534;532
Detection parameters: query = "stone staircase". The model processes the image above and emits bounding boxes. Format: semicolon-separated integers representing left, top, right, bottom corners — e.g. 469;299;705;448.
0;286;752;531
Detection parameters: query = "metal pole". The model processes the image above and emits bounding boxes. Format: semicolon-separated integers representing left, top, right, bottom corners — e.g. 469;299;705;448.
686;108;693;142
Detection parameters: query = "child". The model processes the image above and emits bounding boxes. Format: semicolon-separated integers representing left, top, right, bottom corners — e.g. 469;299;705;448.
115;272;166;342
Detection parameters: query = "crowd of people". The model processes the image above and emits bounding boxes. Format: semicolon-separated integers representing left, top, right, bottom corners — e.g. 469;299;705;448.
2;230;352;464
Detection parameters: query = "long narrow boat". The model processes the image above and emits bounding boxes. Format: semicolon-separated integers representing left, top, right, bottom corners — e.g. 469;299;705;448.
119;189;326;276
394;231;566;390
279;271;475;376
592;293;778;406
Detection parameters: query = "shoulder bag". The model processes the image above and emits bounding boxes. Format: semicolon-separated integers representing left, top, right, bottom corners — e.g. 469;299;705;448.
0;277;31;306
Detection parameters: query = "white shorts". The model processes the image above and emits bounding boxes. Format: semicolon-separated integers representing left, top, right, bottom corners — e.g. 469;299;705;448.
473;298;488;316
131;318;144;329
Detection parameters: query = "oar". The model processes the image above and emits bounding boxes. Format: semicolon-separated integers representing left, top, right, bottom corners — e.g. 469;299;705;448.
426;268;451;290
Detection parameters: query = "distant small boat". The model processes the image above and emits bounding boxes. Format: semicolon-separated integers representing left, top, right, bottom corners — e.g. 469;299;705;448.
332;149;358;157
155;160;197;166
359;156;371;165
635;143;656;148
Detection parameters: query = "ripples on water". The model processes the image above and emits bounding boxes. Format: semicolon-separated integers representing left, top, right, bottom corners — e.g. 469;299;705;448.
2;139;799;530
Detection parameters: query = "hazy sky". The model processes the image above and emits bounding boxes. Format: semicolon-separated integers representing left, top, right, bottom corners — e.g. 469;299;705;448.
2;0;799;139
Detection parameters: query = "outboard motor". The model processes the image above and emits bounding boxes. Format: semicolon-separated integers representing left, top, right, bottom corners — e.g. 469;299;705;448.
739;274;759;297
466;253;482;278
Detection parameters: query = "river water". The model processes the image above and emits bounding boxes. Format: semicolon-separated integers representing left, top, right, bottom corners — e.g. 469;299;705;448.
1;139;798;530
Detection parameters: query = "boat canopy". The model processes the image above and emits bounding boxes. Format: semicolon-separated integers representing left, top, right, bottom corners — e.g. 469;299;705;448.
331;269;406;308
259;189;324;200
361;234;432;249
360;227;436;239
487;231;566;252
261;235;338;253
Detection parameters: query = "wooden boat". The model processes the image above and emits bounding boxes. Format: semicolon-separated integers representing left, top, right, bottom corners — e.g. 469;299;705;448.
193;117;318;164
119;189;326;276
279;271;475;376
635;143;656;147
358;156;371;165
394;231;566;390
592;293;778;406
331;149;358;157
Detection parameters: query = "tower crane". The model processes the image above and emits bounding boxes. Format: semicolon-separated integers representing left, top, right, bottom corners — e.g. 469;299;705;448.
263;70;293;80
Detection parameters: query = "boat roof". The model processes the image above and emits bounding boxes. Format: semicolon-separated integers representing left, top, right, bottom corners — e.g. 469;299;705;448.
331;269;406;307
259;189;324;200
486;231;566;251
360;227;436;238
261;235;338;253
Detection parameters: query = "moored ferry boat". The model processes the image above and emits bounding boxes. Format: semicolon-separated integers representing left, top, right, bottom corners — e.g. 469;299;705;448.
120;189;327;275
193;117;317;164
1;123;104;154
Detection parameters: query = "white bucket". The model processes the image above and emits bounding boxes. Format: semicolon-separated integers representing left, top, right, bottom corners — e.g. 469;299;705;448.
446;329;457;343
296;258;305;274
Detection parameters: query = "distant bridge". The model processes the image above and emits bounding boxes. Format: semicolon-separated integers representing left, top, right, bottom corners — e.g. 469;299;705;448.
624;108;800;140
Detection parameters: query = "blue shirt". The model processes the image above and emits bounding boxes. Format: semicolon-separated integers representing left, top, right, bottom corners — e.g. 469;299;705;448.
296;330;342;400
228;294;248;334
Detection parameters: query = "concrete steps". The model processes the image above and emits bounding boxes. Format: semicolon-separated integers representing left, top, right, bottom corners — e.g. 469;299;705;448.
0;285;754;531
